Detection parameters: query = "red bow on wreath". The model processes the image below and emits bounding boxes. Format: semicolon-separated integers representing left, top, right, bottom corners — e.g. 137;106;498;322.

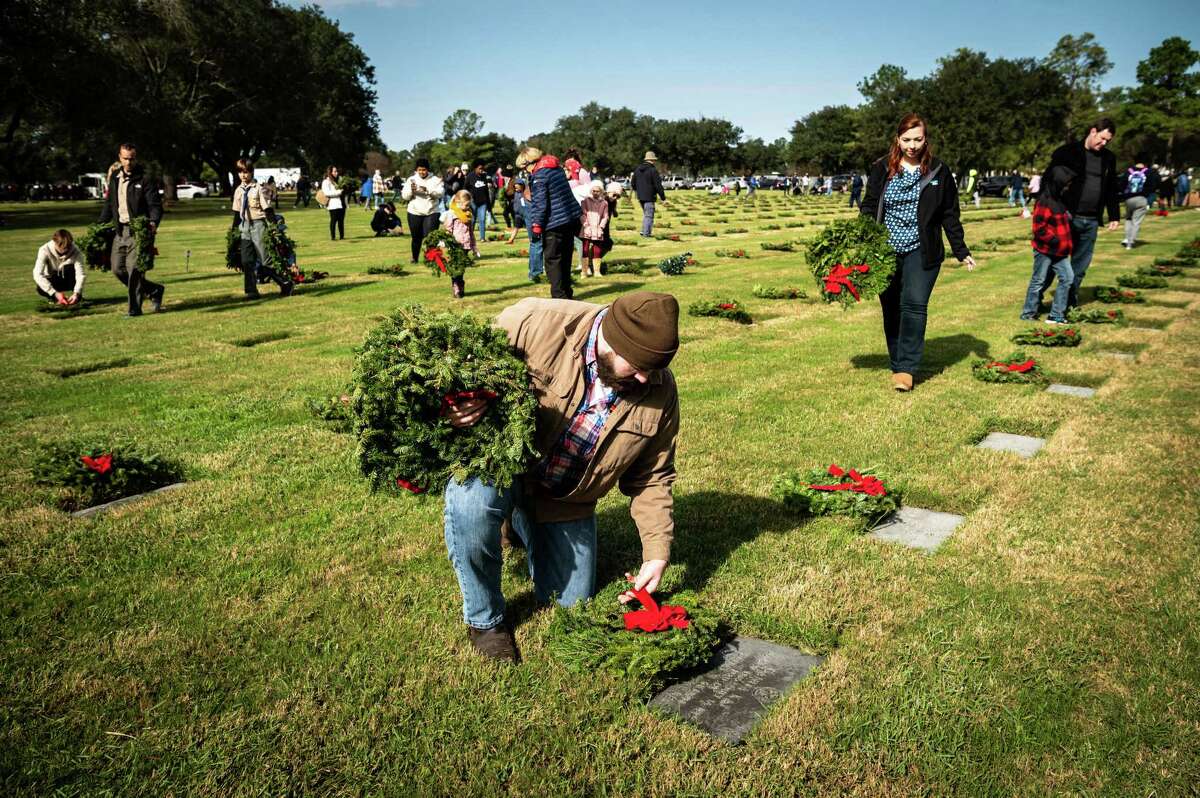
440;389;498;415
623;587;690;633
424;247;447;273
823;263;870;301
395;477;426;494
809;463;886;496
81;453;113;475
718;303;735;310
988;359;1035;373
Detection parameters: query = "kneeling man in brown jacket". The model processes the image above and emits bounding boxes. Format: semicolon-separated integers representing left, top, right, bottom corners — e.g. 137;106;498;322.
444;291;681;662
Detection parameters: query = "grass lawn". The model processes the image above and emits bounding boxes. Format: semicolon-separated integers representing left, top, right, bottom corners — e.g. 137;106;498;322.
1;190;1198;796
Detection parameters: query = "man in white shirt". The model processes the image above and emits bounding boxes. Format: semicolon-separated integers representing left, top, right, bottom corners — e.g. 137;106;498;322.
33;229;86;305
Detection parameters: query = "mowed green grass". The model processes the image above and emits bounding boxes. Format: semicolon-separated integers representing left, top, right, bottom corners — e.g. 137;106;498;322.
1;190;1198;796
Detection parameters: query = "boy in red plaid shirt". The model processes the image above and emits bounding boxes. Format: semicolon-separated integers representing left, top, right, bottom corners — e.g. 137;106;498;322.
1021;166;1077;323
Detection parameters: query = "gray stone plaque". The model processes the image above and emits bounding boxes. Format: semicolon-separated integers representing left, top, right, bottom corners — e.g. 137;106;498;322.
71;482;187;519
870;506;965;552
1046;383;1096;398
1129;325;1164;333
649;637;823;744
1099;351;1135;362
976;432;1046;459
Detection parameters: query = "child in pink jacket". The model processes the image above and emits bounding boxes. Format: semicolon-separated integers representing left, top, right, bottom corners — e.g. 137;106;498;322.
578;180;609;278
441;189;479;298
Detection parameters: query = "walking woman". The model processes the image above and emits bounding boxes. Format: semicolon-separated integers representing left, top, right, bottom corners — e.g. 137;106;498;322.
321;166;346;241
860;113;976;392
400;158;445;264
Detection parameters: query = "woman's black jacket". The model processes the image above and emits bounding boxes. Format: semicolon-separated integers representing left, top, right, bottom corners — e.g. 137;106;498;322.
860;156;970;268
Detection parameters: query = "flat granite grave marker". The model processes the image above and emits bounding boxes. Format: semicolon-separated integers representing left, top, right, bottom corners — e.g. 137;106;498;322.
649;637;824;744
71;483;187;519
1046;383;1096;398
870;506;965;552
976;432;1046;459
1099;351;1135;362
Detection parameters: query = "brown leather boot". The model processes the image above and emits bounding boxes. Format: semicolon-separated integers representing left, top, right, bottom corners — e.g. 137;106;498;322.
468;625;519;663
892;372;913;392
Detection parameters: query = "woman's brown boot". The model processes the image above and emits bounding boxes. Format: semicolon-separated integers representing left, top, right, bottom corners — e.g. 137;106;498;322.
892;372;913;392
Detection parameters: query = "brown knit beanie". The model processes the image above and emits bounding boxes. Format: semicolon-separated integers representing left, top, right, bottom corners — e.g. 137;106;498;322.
601;291;680;371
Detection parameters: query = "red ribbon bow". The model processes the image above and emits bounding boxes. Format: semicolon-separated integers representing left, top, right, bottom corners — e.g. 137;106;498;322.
1107;311;1118;318
81;453;113;475
822;263;869;301
622;587;690;633
395;477;425;494
440;389;498;415
988;359;1035;373
809;463;886;497
424;247;447;273
718;303;735;310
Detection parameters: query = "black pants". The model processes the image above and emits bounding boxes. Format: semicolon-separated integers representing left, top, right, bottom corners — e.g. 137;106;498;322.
112;224;163;315
848;191;861;208
408;212;440;262
542;224;578;299
879;248;940;374
294;191;310;208
502;202;515;227
37;267;79;300
329;207;346;240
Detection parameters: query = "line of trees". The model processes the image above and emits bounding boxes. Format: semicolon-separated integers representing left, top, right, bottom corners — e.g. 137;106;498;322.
1;0;380;195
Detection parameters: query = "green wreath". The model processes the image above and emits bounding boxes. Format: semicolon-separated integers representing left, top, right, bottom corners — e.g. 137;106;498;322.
1116;273;1168;289
805;215;896;307
771;463;900;524
420;228;471;279
687;298;752;324
1094;286;1144;304
1011;326;1082;347
971;350;1048;384
79;218;155;272
1066;307;1124;325
352;304;538;495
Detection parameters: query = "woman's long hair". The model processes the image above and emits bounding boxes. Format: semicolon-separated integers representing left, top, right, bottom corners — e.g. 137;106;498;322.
324;165;339;180
887;113;933;178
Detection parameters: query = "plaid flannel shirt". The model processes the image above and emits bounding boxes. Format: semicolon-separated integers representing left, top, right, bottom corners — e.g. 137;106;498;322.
534;309;620;496
1031;202;1073;259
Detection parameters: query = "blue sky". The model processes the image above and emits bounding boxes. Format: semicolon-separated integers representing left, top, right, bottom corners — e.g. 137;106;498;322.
303;0;1199;150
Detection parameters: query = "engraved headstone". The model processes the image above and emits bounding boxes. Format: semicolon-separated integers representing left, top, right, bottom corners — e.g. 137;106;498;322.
976;432;1046;459
1046;383;1096;398
870;506;964;552
649;637;824;744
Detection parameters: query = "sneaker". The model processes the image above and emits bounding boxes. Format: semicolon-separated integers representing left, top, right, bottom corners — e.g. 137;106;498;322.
1045;317;1066;325
467;625;519;663
280;281;294;297
1019;314;1037;321
149;287;165;312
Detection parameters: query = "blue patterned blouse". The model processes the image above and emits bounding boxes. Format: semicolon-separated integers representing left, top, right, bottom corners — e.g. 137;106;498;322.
883;166;922;255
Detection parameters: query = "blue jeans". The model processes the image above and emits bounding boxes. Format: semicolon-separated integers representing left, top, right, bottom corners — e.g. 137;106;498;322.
474;203;489;242
1040;216;1098;308
879;248;940;374
641;202;656;236
526;225;544;279
1021;252;1073;321
1008;188;1025;208
443;476;598;629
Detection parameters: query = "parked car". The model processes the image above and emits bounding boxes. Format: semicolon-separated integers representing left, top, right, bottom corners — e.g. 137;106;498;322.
691;177;720;191
175;182;210;199
709;178;747;194
831;174;853;192
977;175;1023;197
661;175;692;190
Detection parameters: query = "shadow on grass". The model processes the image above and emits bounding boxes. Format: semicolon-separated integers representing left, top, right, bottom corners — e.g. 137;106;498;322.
849;333;991;377
180;280;372;314
166;271;239;284
465;281;543;298
593;490;794;592
572;282;646;302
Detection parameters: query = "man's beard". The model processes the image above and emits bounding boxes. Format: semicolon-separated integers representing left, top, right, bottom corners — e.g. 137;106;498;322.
596;350;642;394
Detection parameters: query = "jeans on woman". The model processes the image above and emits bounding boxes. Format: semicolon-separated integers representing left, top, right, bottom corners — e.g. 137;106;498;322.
407;212;439;263
1021;252;1073;321
443;476;598;629
526;224;544;280
328;207;345;240
879;248;940;375
474;203;489;243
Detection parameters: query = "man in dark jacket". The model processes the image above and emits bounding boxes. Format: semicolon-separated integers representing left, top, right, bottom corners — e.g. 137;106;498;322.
632;152;666;237
849;173;864;208
98;143;165;316
1039;118;1121;307
521;147;581;300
